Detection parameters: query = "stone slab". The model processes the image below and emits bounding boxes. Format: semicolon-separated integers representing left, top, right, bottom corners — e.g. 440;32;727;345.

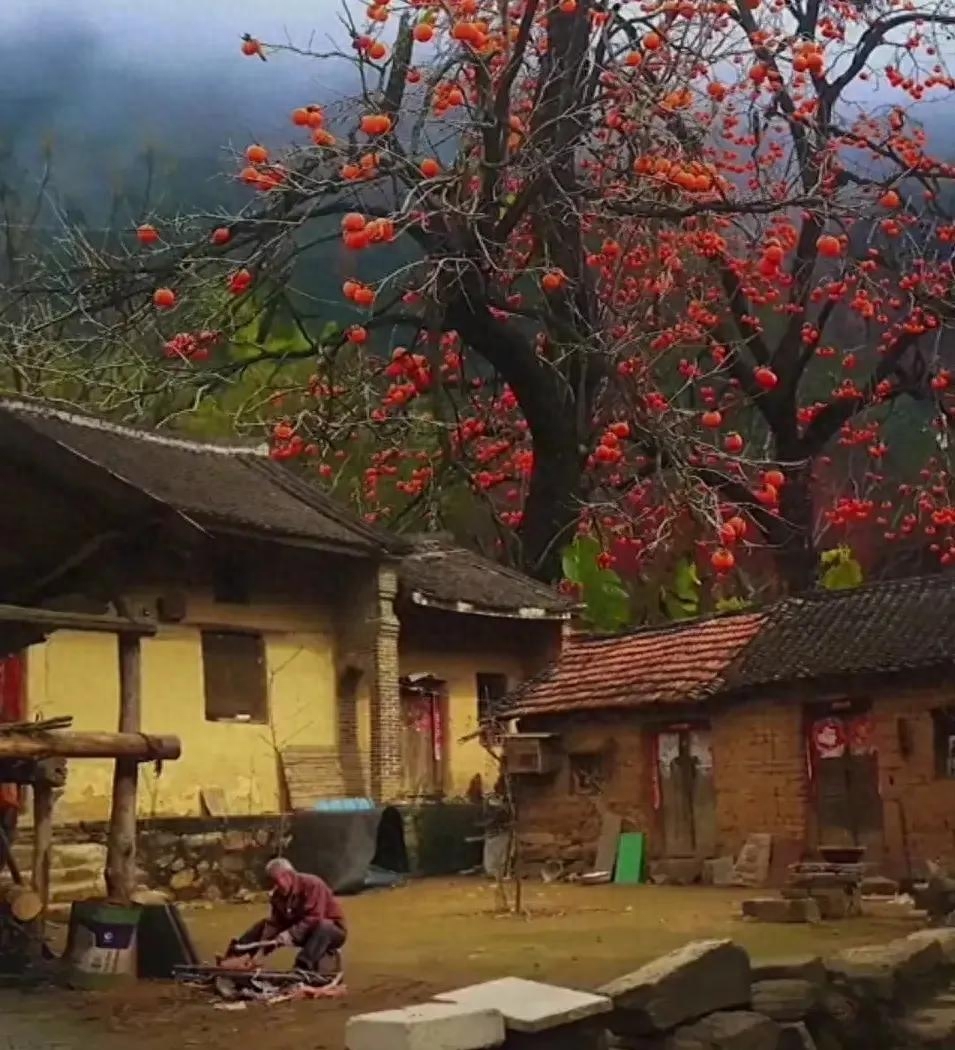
599;939;751;1036
435;978;611;1034
826;936;944;1000
702;856;736;888
742;898;820;924
751;980;817;1022
346;1002;506;1050
907;928;955;964
860;876;899;897
731;834;773;888
750;955;825;986
670;1011;779;1050
899;1005;955;1049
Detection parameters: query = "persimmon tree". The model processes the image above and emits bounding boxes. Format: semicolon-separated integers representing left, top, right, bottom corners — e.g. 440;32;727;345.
23;0;955;593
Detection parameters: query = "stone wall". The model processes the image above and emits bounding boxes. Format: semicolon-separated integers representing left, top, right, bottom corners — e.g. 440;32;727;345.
344;929;955;1049
52;815;286;901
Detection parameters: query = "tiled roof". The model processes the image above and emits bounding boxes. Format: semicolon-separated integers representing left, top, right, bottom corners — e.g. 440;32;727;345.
399;537;573;618
0;398;407;556
506;574;955;718
506;612;765;716
724;574;955;689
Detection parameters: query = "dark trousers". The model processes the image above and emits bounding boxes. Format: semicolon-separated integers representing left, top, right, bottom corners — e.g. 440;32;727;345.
235;918;346;972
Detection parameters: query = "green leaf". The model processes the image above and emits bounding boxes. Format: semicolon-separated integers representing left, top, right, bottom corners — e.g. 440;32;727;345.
661;556;702;620
561;536;631;632
715;596;752;613
819;546;864;591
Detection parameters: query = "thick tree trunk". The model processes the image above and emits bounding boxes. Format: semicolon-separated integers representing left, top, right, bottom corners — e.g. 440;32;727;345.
519;424;586;582
773;464;818;594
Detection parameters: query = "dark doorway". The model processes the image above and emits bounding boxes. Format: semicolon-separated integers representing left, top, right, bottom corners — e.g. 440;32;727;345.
655;726;716;858
806;702;883;855
399;674;447;797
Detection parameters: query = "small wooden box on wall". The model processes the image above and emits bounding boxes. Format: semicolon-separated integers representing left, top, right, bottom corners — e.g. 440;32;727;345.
504;733;560;776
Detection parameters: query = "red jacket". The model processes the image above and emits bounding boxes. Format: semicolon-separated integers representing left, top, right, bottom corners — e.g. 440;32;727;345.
269;873;345;941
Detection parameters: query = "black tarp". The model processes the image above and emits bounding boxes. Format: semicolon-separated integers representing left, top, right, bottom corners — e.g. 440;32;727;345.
286;806;408;895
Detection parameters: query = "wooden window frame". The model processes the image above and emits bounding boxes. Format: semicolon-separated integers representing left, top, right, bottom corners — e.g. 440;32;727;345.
569;751;609;796
201;630;268;724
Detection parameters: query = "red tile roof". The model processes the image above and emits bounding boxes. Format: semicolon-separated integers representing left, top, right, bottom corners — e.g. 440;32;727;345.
506;612;765;716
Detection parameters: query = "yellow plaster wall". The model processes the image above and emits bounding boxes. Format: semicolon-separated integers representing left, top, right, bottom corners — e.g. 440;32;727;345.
25;591;341;820
399;647;526;796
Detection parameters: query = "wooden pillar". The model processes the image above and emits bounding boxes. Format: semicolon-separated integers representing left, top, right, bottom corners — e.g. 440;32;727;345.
31;781;53;915
105;635;141;902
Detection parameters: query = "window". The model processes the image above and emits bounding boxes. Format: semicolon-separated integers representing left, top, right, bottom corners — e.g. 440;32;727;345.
212;556;250;605
202;631;268;722
476;673;509;724
933;709;955;778
569;752;608;795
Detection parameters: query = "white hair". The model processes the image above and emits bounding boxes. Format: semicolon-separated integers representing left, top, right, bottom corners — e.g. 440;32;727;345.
265;857;295;879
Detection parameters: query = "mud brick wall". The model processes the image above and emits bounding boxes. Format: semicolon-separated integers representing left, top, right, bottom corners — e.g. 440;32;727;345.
516;715;657;870
711;699;808;861
871;679;955;877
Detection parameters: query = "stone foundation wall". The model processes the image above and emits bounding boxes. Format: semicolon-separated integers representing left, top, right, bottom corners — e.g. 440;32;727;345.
52;815;286;901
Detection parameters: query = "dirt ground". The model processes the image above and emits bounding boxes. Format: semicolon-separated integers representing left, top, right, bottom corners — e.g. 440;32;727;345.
0;878;923;1050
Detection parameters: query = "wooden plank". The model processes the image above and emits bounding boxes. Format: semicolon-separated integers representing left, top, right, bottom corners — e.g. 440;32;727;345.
591;812;623;876
106;636;142;903
0;731;179;760
200;786;228;818
0;604;155;636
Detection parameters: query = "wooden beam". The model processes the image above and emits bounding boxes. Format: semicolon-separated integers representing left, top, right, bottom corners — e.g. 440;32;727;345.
31;782;53;917
106;635;142;903
0;731;179;760
0;603;156;636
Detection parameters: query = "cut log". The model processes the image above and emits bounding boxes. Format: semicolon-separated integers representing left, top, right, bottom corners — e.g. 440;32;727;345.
5;885;43;923
0;731;179;760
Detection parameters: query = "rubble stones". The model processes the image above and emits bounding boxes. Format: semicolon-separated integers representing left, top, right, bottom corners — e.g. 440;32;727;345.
750;956;826;986
599;940;751;1036
777;1023;818;1050
750;980;817;1022
169;868;196;891
669;1011;779;1050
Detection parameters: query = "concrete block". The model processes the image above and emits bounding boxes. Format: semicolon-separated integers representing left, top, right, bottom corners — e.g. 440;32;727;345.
345;1002;506;1050
670;1011;779;1050
750;956;825;986
599;939;751;1036
435;977;610;1033
751;980;817;1022
742;898;820;924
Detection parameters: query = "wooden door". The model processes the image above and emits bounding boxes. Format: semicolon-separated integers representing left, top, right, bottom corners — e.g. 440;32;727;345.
400;685;445;797
657;728;716;858
808;710;883;851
